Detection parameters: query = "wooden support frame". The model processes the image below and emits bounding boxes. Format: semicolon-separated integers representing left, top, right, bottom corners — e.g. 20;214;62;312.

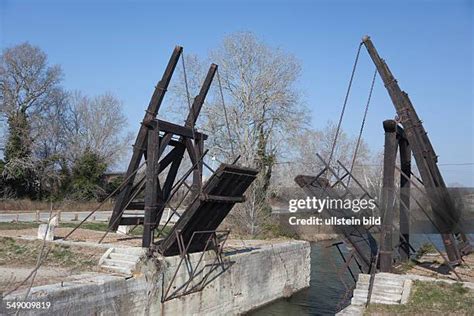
362;36;470;264
109;46;183;231
108;47;218;247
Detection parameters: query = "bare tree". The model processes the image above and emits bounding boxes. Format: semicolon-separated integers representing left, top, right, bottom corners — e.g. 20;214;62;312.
273;122;371;188
64;91;132;168
0;42;63;197
170;32;306;235
167;32;307;235
0;42;62;117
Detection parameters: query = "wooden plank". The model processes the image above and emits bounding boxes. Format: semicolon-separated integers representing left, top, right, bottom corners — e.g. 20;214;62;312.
156;164;258;256
153;119;208;140
200;194;246;203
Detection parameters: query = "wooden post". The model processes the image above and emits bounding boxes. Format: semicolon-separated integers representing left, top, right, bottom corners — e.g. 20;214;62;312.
398;126;411;261
143;124;159;248
36;210;40;223
192;135;204;193
380;120;398;272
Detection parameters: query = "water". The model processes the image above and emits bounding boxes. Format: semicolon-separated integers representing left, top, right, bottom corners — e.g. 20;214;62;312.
249;234;462;316
249;242;356;316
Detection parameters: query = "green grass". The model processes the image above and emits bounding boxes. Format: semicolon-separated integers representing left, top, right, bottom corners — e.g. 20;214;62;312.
365;281;474;315
416;242;438;259
0;237;99;269
393;259;417;274
59;222;109;231
0;222;40;230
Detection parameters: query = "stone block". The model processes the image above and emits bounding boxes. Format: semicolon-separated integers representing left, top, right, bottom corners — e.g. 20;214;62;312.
37;224;55;241
117;225;131;235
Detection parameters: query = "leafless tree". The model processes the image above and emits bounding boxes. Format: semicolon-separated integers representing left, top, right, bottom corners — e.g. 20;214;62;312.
273;122;371;188
0;42;63;197
63;91;133;168
0;42;63;117
170;32;307;235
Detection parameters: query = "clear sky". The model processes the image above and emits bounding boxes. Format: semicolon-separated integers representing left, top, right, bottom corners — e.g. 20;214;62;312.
1;0;473;185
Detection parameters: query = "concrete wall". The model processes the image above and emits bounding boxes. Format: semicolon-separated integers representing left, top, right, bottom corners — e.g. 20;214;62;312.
2;240;310;316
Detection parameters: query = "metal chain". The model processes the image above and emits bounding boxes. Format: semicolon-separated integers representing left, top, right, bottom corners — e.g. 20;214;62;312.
326;43;363;176
347;68;377;187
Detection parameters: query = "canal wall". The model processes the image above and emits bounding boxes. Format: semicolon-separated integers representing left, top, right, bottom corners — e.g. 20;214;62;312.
2;240;311;315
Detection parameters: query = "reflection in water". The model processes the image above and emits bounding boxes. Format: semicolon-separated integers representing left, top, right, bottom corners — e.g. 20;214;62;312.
249;235;457;316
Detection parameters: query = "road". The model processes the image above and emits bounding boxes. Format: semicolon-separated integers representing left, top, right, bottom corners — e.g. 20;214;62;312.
0;209;181;224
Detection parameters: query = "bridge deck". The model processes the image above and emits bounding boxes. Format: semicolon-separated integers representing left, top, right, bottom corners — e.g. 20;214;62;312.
156;163;258;256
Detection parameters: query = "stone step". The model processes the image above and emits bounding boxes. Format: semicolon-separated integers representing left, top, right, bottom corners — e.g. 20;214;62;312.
356;283;404;294
352;296;400;306
102;258;137;269
358;273;405;283
358;278;405;288
352;289;401;303
113;247;145;256
336;305;364;316
101;265;132;275
109;252;140;262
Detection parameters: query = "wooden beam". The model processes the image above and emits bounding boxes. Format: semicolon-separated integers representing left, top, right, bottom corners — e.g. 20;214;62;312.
398;126;411;261
143;126;160;247
185;64;217;128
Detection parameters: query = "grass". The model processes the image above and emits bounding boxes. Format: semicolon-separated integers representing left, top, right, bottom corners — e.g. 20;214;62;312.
0;237;100;269
0;222;40;230
393;259;417;274
365;280;474;315
59;222;109;231
416;242;438;259
0;221;110;231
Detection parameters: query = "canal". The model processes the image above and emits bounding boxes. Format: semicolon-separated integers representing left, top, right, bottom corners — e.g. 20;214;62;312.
250;235;451;315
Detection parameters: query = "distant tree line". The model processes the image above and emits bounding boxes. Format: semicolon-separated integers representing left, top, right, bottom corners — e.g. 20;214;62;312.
0;43;131;201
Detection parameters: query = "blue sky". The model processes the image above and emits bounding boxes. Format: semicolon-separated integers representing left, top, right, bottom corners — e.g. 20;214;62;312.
1;0;473;185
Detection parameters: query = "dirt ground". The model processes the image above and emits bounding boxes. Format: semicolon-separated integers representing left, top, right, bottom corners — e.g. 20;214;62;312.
398;252;474;283
0;235;105;293
0;225;297;295
0;227;144;246
0;225;294;249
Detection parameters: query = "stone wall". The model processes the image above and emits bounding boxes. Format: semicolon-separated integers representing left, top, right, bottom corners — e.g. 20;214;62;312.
2;240;310;316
